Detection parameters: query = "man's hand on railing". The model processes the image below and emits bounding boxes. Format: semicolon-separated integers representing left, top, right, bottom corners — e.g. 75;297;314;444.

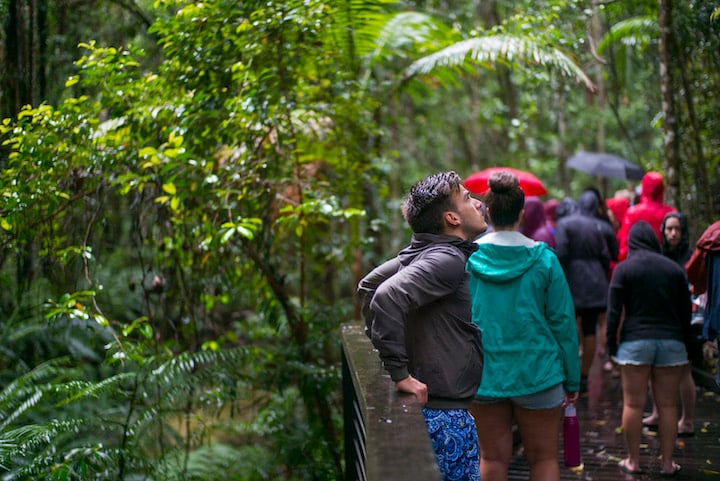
396;375;428;406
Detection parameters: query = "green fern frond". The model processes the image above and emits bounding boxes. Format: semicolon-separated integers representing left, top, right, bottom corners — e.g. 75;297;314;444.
0;391;42;432
596;16;658;55
54;372;135;406
0;419;88;471
155;443;274;481
150;346;249;384
0;359;77;431
404;34;596;92
357;11;457;64
0;358;69;408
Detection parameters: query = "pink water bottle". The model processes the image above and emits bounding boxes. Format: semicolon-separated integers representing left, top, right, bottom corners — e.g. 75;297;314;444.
563;404;581;467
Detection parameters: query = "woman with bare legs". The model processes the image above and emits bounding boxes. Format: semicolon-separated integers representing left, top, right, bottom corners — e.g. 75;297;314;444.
642;212;699;437
607;221;691;477
467;172;580;481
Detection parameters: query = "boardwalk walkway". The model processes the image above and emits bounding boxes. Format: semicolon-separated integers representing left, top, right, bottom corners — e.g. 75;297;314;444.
510;362;720;480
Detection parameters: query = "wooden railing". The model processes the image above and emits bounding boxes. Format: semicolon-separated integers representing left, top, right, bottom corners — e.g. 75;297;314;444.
341;323;440;481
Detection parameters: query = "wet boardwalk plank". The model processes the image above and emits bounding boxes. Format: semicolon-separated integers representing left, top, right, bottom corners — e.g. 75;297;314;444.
508;364;720;480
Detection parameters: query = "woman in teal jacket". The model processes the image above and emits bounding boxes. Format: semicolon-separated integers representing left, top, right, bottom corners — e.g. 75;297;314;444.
467;171;580;481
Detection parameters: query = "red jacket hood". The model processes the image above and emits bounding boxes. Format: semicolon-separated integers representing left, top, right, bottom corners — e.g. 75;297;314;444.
640;172;665;203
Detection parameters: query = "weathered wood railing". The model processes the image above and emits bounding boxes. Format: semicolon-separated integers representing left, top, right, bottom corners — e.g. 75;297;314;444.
342;323;440;481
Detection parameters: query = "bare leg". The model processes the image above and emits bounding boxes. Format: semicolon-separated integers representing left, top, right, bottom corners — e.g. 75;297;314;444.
470;401;513;481
596;312;607;358
642;380;659;426
620;364;652;472
513;405;563;481
645;364;695;432
581;335;596;377
576;316;583;357
677;364;696;434
651;365;684;474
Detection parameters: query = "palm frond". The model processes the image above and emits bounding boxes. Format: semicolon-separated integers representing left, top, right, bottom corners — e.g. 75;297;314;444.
596;16;658;55
404;34;596;92
356;11;457;66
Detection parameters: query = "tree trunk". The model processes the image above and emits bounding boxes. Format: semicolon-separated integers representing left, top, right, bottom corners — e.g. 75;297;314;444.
590;3;608;197
657;0;681;208
3;0;29;116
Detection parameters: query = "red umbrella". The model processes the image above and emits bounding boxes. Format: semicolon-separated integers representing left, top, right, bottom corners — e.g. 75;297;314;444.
464;167;548;196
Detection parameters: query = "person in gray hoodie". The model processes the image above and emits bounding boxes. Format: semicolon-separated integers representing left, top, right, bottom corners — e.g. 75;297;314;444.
358;171;487;481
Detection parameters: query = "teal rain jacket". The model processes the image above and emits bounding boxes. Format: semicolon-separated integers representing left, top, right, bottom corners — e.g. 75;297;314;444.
466;231;580;396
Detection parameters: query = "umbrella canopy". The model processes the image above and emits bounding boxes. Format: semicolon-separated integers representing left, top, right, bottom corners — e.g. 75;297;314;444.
566;152;644;180
465;167;547;196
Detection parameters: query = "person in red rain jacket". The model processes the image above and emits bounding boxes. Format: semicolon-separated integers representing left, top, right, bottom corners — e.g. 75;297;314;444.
617;172;676;261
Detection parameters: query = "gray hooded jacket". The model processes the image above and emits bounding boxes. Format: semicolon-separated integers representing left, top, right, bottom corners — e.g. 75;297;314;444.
358;233;483;409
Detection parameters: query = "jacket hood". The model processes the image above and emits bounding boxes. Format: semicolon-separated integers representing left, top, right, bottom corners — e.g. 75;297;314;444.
398;232;477;266
467;231;546;282
628;221;661;255
578;190;599;217
640;172;665;203
520;196;546;236
606;197;629;226
696;220;720;252
556;197;578;219
661;211;689;260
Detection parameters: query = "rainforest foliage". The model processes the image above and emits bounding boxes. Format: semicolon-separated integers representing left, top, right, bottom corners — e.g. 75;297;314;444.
0;0;719;479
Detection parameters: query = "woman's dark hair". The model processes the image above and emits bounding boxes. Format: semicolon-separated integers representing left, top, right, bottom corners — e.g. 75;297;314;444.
485;171;524;227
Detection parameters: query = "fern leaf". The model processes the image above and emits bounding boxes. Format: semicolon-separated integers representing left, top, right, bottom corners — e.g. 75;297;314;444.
596;16;658;55
55;372;135;406
404;34;596;92
357;11;457;64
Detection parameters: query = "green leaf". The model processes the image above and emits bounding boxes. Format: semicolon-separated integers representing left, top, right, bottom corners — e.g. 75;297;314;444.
138;146;158;157
162;182;177;195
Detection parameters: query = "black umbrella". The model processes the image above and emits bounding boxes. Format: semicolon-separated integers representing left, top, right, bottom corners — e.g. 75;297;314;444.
566;152;645;180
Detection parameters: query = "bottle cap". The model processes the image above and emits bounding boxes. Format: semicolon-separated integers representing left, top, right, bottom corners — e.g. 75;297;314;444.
565;404;576;416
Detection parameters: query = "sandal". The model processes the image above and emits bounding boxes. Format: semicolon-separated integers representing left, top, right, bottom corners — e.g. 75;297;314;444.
618;459;644;475
659;463;681;477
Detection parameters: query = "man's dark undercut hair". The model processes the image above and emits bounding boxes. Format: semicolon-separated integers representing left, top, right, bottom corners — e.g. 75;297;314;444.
402;171;463;234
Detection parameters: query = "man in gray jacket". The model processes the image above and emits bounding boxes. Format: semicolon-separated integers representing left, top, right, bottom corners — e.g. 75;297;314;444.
358;171;487;481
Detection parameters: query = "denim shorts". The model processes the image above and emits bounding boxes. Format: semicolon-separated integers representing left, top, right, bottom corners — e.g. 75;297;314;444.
615;339;688;367
474;382;564;410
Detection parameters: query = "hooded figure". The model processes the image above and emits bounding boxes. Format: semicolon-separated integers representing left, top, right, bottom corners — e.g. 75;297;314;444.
520;196;555;247
555;190;617;311
555;190;618;388
660;212;690;267
606;197;630;232
685;220;720;348
617;172;676;260
607;221;691;355
606;220;692;476
556;197;578;220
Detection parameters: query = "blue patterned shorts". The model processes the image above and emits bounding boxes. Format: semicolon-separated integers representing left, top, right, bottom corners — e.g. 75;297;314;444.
422;408;480;481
